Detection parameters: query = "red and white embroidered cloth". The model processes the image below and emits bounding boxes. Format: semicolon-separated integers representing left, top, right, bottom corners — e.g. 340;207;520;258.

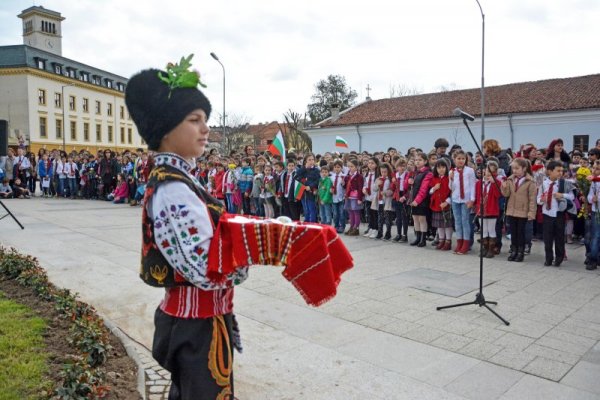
207;214;354;306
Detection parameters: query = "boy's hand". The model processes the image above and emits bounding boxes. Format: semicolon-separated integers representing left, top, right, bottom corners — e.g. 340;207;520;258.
466;201;474;209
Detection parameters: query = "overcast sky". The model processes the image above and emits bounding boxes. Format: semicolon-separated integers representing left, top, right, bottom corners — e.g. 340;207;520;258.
1;0;599;125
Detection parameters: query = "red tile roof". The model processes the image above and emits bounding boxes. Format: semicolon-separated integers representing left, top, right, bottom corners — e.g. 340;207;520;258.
317;74;600;127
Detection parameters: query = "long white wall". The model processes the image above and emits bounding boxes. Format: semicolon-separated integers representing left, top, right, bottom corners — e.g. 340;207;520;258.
307;110;600;155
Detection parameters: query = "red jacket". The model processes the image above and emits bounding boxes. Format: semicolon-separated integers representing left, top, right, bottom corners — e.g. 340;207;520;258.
343;172;364;201
213;170;225;199
474;178;502;217
429;175;451;212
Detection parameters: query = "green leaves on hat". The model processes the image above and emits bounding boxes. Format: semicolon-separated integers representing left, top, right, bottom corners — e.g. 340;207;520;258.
157;54;207;94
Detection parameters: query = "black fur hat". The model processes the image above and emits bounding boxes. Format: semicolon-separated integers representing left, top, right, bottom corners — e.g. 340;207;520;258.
125;68;211;150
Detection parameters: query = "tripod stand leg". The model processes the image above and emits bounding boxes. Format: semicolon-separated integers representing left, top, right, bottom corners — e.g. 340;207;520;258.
437;301;476;311
484;301;498;306
482;303;510;326
0;200;24;230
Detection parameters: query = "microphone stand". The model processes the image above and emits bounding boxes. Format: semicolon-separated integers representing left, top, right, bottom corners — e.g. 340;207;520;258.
0;199;25;229
436;117;509;326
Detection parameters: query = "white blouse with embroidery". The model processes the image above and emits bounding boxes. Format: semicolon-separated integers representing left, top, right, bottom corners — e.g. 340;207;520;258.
148;153;248;290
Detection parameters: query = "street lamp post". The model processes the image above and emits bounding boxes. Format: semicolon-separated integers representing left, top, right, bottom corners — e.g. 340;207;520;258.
61;83;74;151
475;0;485;143
210;52;225;151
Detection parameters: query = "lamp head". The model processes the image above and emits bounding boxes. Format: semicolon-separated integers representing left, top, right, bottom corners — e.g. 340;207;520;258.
210;52;219;61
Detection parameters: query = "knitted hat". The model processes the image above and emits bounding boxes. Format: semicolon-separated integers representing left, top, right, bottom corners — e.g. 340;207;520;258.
125;55;211;150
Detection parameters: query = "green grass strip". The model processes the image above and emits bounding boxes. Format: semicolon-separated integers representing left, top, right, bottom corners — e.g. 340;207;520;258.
0;291;50;400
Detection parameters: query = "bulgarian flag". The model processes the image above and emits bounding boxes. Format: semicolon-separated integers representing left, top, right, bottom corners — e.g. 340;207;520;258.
294;182;307;200
268;130;286;162
335;135;349;149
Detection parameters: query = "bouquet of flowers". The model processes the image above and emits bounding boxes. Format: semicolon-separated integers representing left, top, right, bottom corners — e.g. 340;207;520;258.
576;166;592;219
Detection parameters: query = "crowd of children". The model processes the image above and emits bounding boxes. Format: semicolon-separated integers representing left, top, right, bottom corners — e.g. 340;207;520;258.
0;147;152;205
1;137;600;270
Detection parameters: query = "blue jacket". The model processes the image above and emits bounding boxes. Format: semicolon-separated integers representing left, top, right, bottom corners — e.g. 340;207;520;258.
37;159;53;178
239;166;254;193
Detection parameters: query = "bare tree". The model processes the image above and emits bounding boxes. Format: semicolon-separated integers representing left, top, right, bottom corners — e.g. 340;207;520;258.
437;82;459;92
279;109;312;153
213;112;252;154
389;83;422;98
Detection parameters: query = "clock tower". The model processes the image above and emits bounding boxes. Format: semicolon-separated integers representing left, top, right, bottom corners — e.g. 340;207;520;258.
18;6;64;56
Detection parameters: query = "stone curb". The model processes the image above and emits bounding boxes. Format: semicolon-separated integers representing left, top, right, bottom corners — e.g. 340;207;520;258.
102;315;147;400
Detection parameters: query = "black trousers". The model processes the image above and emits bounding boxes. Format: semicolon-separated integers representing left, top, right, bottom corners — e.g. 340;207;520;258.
367;203;378;230
286;198;301;221
393;200;409;237
153;309;234;400
377;204;394;234
510;216;528;249
543;213;566;262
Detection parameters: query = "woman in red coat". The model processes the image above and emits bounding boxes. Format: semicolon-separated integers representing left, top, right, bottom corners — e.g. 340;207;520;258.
474;161;503;258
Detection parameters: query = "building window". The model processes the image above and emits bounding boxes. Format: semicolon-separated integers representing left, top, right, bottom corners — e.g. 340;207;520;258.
83;122;90;142
69;95;76;111
127;128;133;144
117;83;125;91
67;68;76;79
54;92;61;108
56;119;62;139
96;124;102;142
53;63;62;74
82;98;89;113
108;126;114;142
35;58;46;69
39;117;47;138
105;80;113;89
107;103;113;117
24;20;33;34
70;121;77;140
95;100;101;115
80;72;89;82
38;89;46;105
120;106;125;119
573;135;589;152
120;127;125;143
92;75;101;85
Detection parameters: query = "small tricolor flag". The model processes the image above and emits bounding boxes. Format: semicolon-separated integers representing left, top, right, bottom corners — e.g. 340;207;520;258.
268;130;286;162
335;136;349;149
294;182;307;200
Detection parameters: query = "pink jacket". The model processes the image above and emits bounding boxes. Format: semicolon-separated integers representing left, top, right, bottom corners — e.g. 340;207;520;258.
113;181;128;199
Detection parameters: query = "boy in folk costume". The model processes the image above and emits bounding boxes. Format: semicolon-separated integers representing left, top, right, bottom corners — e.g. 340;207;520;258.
538;160;575;267
474;161;503;258
125;55;247;400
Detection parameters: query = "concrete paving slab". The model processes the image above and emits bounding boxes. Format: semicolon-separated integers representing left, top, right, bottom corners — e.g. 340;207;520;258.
445;362;524;400
561;361;600;395
499;374;598;400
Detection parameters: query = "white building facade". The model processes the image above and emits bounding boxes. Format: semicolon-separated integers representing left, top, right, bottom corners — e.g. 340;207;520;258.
0;6;143;155
307;75;600;155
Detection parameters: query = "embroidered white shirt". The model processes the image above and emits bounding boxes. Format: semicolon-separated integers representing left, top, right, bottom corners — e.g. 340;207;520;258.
450;166;476;203
148;153;248;290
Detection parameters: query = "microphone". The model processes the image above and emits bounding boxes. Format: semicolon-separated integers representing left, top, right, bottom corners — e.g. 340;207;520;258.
453;107;475;121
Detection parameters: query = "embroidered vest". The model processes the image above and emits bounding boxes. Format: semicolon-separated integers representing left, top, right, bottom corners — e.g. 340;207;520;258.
140;164;225;287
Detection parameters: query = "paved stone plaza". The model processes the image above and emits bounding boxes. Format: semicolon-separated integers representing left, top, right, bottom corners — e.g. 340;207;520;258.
1;198;599;399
